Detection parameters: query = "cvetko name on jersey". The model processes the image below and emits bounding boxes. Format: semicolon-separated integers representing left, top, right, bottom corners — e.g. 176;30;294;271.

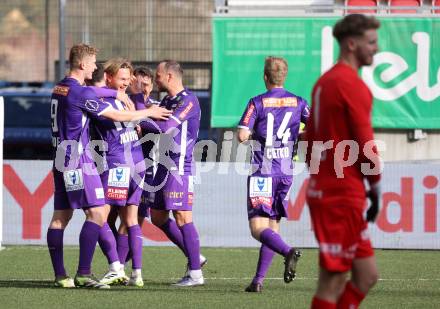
264;146;290;159
120;129;139;144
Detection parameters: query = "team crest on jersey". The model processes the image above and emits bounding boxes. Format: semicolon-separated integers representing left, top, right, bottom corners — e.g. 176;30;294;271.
53;85;69;96
85;99;100;112
249;177;272;198
108;167;130;188
63;169;84;191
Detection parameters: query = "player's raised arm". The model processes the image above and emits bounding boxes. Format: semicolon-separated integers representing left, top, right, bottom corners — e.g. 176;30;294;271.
101;104;171;122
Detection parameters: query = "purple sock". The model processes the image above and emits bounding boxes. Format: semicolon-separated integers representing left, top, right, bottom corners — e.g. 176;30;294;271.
117;234;130;264
159;219;187;256
180;222;201;270
47;228;66;277
109;223;118;241
259;228;292;257
98;223;119;264
77;221;101;275
252;244;275;285
128;225;143;270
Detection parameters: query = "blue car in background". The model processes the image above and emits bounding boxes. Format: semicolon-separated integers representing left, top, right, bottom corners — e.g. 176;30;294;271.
0;86;216;160
1;87;52;159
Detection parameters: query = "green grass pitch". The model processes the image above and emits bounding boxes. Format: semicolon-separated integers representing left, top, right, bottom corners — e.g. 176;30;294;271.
0;246;439;308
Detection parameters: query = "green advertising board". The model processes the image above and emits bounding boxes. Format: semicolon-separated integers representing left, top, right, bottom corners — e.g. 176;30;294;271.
212;17;440;128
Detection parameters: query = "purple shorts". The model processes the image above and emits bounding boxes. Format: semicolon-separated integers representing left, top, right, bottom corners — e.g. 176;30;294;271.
247;176;292;220
150;172;195;212
100;161;146;207
53;165;105;210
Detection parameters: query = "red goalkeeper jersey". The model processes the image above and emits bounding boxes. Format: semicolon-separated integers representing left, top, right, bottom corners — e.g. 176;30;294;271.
305;62;381;200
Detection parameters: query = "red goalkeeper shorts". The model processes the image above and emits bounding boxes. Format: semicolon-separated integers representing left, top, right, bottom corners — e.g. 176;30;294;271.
307;196;374;273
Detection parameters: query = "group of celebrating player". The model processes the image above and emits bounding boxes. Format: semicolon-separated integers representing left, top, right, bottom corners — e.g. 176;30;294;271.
48;13;382;309
48;46;205;289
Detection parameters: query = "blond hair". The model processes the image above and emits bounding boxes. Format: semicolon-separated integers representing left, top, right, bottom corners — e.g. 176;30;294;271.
104;58;133;77
264;56;288;86
69;43;98;70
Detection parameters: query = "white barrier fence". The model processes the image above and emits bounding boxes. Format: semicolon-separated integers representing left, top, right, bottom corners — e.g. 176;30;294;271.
2;160;439;249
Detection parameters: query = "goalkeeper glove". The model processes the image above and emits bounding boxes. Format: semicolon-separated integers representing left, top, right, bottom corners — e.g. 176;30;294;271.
366;181;381;222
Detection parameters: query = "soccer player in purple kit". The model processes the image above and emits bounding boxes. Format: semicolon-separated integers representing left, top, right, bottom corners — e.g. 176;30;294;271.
140;60;206;286
130;67;159;223
237;56;310;292
106;67;160;275
48;44;171;288
91;58;152;287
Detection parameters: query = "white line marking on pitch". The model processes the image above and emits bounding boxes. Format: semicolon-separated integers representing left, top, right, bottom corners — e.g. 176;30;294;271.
4;277;440;282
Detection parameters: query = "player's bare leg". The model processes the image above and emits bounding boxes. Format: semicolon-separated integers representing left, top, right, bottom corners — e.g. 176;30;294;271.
311;268;347;308
172;210;204;287
249;217;301;285
119;205;144;287
47;209;74;287
336;256;379;308
74;205;110;289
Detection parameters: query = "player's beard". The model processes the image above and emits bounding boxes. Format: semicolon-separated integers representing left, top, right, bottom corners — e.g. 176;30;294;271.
156;83;167;93
357;49;373;67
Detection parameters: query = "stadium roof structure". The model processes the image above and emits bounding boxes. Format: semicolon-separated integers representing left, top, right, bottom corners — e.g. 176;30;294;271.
214;0;440;17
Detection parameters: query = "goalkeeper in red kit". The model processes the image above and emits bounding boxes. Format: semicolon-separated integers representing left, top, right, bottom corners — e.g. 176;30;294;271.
305;14;382;309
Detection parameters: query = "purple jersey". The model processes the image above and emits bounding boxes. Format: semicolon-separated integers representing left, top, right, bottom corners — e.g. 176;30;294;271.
131;92;160;167
51;77;111;209
238;88;310;177
141;89;200;176
91;93;144;166
131;93;160;214
130;92;160;110
91;92;145;206
51;77;112;167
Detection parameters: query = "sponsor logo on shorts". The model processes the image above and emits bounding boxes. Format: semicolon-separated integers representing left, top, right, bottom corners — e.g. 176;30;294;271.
164;191;184;199
249;177;272;198
188;192;193;205
106;187;128;200
320;242;357;259
250;196;272;208
173;202;183;207
63;169;84;191
108;167;130;188
95;188;104;199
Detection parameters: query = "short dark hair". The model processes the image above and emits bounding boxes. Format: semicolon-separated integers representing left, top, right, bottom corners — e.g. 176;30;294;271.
133;66;154;80
85;62;105;86
333;14;380;44
160;60;183;77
